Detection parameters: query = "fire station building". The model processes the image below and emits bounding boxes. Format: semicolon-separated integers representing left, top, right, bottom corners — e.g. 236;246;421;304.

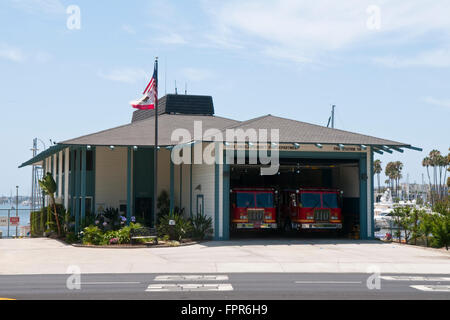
19;94;419;240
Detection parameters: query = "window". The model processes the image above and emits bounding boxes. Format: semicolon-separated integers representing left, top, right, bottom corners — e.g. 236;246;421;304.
236;192;255;208
322;193;338;208
301;193;321;208
256;193;273;208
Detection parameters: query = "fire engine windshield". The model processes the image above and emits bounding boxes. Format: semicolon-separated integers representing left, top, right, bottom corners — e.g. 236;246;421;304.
301;193;321;208
256;193;274;208
322;193;339;208
236;193;255;208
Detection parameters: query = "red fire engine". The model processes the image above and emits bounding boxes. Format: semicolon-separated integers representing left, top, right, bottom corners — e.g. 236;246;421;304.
230;188;277;230
280;188;343;231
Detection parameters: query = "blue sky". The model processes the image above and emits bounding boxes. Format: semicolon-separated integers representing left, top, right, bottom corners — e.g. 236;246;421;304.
0;0;449;195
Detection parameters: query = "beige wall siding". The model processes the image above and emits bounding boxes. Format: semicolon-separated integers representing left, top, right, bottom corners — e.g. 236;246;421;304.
181;163;191;216
192;163;215;226
95;146;127;209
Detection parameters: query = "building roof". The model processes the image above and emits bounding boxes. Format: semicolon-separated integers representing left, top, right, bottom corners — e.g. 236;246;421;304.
203;114;409;146
18;144;66;168
19;101;421;168
60;114;240;147
132;94;214;122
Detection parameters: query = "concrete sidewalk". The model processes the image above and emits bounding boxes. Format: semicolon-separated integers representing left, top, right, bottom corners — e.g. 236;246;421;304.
0;238;448;275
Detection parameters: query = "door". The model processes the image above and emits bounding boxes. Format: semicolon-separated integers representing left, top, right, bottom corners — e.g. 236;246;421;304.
135;197;153;227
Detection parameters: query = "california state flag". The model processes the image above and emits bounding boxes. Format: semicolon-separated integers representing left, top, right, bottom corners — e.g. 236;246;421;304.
130;63;157;110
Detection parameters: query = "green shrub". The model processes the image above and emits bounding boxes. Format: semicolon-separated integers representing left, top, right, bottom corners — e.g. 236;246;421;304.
157;213;193;241
190;212;213;240
81;225;103;245
117;222;143;244
30;211;42;236
431;213;449;250
102;230;120;245
419;211;434;247
65;232;78;244
95;207;122;231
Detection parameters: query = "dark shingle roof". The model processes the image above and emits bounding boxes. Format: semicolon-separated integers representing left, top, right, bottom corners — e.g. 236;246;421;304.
203;114;409;146
60;114;240;147
132;94;214;122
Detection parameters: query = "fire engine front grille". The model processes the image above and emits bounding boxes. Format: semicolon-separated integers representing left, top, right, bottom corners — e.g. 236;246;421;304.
247;209;264;222
314;209;330;222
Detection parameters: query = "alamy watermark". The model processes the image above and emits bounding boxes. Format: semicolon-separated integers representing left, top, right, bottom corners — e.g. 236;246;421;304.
366;265;381;290
66;5;81;30
366;5;381;30
66;265;81;290
170;121;280;175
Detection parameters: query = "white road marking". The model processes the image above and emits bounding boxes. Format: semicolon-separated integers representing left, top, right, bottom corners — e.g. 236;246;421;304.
381;276;450;282
81;282;141;285
295;281;362;284
410;285;450;292
145;283;233;292
154;275;229;281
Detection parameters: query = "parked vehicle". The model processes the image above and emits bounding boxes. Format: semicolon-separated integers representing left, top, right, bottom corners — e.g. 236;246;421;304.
280;188;343;231
230;188;277;230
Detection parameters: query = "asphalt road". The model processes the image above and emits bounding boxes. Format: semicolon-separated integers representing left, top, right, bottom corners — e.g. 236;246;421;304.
0;273;449;300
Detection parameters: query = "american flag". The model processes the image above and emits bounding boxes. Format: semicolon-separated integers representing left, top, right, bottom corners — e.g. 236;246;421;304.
130;63;157;110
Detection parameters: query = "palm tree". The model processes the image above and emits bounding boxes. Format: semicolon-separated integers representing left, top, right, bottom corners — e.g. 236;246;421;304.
39;172;61;236
374;159;382;193
394;161;403;199
385;162;396;197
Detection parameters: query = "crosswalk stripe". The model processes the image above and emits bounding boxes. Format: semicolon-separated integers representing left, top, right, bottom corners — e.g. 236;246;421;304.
410;285;450;292
154;275;229;281
381;276;450;281
146;283;233;292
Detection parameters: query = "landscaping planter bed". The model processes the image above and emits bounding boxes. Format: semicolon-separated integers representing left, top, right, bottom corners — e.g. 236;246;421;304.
71;240;201;248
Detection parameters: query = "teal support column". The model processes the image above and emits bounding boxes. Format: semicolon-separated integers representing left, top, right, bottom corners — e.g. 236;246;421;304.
190;161;193;218
222;163;230;240
370;149;375;239
127;147;132;225
170;158;174;215
179;165;182;209
75;148;81;234
92;146;96;215
69;148;75;215
80;147;86;226
214;142;220;240
359;154;368;240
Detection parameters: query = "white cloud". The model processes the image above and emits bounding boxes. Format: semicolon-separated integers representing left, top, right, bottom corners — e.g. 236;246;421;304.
373;47;450;68
181;68;213;82
98;68;149;84
10;0;65;14
422;96;450;109
0;43;26;62
203;0;450;64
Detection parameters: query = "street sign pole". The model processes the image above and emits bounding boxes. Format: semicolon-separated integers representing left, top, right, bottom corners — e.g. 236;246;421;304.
7;209;10;238
16;186;19;237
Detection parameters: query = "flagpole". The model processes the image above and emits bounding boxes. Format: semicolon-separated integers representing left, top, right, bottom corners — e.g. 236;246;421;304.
154;57;158;228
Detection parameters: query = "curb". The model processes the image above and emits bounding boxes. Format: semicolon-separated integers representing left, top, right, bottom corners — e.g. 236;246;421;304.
70;240;203;249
